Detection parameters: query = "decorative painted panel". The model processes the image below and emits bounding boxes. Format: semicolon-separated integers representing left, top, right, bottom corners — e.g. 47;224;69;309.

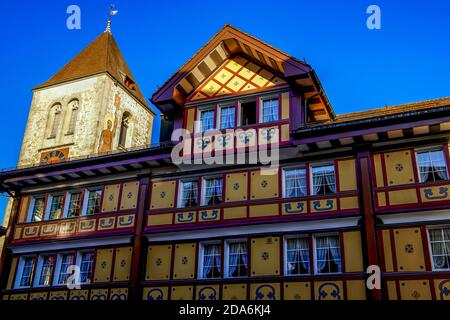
310;198;337;213
146;245;172;280
384;150;415;186
117;214;135;229
120;181;139;210
110;288;128;300
78;219;96;233
393;228;426;272
250;170;279;200
150;180;176;209
49;291;68;301
90;289;109;300
236;128;257;149
173;243;196;279
342;231;364;272
198;209;220;222
420;184;450;202
337;159;356;191
143;287;168;300
281;201;307;215
283;282;311;300
175;211;197;224
69;290;89;300
101;184;120;212
171;286;193;300
258;126;279;146
434;279;450;300
94;248;114;282
346;280;366;300
399;280;432;300
225;172;248;202
113;247;133;281
314;281;343;301
10;293;28;300
250;236;280;276
196;285;220;300
17;196;30;223
29;292;48;300
250;283;280;300
222;284;247;300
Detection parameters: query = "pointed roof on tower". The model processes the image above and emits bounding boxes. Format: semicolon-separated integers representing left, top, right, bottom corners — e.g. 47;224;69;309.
34;30;149;109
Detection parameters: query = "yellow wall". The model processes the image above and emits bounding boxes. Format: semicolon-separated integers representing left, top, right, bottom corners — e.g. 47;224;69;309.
173;243;196;279
120;181;139;210
94;248;114;282
393;227;426;272
146;244;172;280
113;247;133;282
101;184;121;212
337;159;357;191
250;236;280;276
384;150;415;186
283;282;311;300
150;180;176;209
342;231;364;272
225;172;248;202
250;170;279;200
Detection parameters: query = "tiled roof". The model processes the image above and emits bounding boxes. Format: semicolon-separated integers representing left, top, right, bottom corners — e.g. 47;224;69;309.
34;31;149;108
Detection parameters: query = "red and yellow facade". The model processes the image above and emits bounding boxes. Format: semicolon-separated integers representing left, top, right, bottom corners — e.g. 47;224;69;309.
1;25;450;301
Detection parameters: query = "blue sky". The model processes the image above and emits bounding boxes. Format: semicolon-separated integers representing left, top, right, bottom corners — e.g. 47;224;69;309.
0;0;449;221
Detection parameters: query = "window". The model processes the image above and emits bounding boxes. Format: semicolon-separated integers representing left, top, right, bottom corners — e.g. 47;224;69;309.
416;149;449;183
56;253;75;285
240;100;257;126
261;97;279;123
49;103;62;139
85;189;102;215
219;105;235;129
285;237;310;275
67;99;79;135
225;240;248;278
311;164;336;195
67;191;83;218
30;196;46;222
48;194;64;220
179;180;198;208
17;256;36;288
118;112;130;148
198;109;215;133
283;168;307;198
78;251;95;284
36;255;55;287
200;243;221;279
314;235;341;274
201;177;223;206
428;227;450;270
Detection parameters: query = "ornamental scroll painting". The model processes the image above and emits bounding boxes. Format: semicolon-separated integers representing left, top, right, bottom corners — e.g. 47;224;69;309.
98;94;120;153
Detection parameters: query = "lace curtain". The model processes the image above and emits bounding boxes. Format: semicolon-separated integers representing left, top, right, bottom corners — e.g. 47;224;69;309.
228;242;247;276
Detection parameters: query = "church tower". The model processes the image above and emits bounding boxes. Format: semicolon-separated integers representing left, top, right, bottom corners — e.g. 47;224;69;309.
18;28;154;166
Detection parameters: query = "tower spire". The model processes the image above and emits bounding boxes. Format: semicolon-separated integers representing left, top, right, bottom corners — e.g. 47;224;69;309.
105;4;118;33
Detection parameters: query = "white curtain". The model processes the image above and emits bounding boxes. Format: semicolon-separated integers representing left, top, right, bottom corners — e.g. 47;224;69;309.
228;243;246;276
183;182;198;207
287;239;309;273
315;237;328;273
205;179;222;205
313;173;323;195
417;153;431;182
430;230;446;268
203;245;221;278
325;172;336;193
286;170;306;197
328;236;342;272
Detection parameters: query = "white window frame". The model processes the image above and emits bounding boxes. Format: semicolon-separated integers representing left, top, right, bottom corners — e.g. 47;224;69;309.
309;162;336;196
426;225;450;271
27;195;46;223
282;166;307;198
53;251;75;286
177;179;199;208
217;104;236;130
198;240;222;279
76;250;95;284
63;190;83;219
45;193;65;221
312;233;342;275
33;254;56;288
196;106;215;133
237;98;257;127
201;176;223;206
82;188;102;216
283;235;311;276
415;147;449;183
259;95;279;123
224;239;248;278
14;255;37;289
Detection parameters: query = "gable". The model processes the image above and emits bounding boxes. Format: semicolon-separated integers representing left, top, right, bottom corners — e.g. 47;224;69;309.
188;55;286;102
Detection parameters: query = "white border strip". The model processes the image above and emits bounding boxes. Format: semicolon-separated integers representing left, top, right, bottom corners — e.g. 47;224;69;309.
379;209;450;225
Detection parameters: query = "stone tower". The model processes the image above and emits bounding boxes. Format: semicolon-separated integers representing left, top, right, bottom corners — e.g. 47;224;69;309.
17;29;154;167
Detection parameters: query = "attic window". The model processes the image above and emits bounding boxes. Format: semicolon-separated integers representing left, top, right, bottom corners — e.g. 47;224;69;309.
124;76;136;91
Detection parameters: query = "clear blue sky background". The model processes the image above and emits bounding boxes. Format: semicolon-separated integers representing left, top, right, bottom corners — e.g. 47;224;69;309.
0;0;449;221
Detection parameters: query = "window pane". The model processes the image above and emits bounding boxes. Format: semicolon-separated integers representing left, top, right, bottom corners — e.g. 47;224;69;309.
262;98;279;123
49;195;64;220
181;181;198;208
228;242;248;277
286;238;310;275
79;252;95;284
58;254;74;285
31;197;45;222
68;192;82;218
315;235;341;274
202;244;221;278
200;109;215;132
284;168;307;198
417;150;449;183
38;256;54;286
202;178;223;206
86;190;102;215
311;165;336;195
428;228;450;270
220;106;235;129
20;257;36;287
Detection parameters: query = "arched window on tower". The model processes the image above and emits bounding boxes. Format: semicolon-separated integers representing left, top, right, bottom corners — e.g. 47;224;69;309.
48;103;62;139
118;112;131;148
67;99;79;135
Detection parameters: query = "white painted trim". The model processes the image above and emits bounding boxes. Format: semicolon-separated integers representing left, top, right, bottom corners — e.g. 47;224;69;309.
224;238;247;279
147;217;359;242
425;225;450;272
283;235;310;276
197;240;221;279
379;210;450;225
14;255;36;289
10;235;132;254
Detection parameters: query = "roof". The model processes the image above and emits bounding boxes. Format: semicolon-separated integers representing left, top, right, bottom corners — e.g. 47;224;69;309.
34;31;150;109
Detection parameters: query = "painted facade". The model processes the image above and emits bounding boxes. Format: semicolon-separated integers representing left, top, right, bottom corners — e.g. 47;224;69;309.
1;25;450;301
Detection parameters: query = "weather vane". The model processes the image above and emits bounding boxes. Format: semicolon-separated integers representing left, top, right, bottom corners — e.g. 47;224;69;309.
105;4;119;33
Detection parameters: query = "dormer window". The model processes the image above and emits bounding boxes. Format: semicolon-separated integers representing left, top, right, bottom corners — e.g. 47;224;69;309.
197;108;215;133
239;100;257;126
124;76;136;91
261;96;279;123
